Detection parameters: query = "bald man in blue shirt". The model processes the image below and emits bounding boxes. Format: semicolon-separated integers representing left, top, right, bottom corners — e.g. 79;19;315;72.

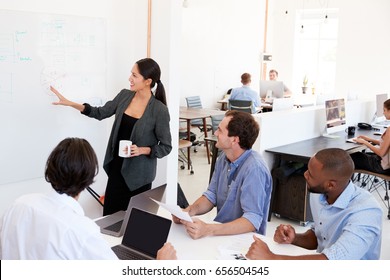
246;148;382;260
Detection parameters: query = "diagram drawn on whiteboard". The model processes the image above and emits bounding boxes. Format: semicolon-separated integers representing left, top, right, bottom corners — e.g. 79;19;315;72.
0;9;106;185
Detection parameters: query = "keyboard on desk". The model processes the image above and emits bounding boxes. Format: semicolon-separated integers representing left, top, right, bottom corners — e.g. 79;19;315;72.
111;245;150;260
374;120;390;126
103;220;123;232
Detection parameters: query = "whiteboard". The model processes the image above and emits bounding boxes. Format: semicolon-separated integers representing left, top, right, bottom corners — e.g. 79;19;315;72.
0;10;107;185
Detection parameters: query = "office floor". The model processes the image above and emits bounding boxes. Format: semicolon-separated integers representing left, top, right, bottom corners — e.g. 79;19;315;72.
177;139;390;260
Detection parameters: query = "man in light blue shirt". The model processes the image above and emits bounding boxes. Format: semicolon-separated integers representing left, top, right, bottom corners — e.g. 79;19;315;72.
246;148;382;260
229;73;261;113
174;111;272;239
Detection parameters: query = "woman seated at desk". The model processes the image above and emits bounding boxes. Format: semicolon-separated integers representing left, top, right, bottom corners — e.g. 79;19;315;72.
350;99;390;175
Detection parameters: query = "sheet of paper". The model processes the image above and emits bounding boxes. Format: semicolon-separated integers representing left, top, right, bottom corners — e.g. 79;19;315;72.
217;235;252;260
150;198;192;222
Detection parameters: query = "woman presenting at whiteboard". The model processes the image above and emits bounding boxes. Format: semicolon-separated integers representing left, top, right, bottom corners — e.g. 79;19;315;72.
50;58;172;216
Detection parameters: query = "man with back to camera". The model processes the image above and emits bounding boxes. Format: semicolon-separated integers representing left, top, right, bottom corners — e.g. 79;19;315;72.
269;69;292;97
245;148;382;260
0;137;176;260
173;110;272;239
229;73;261;113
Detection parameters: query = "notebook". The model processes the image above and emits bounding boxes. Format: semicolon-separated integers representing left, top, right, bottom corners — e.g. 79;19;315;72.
111;207;172;260
95;184;166;237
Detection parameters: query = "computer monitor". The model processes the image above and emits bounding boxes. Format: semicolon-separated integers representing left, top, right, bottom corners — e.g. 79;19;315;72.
259;80;284;99
272;98;294;111
375;93;388;120
324;98;346;136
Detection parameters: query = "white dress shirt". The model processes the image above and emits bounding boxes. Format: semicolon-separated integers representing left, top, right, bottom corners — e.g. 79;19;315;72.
0;189;117;260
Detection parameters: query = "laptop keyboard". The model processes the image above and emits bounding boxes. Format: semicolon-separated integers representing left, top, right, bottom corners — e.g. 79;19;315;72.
112;245;147;260
104;220;123;232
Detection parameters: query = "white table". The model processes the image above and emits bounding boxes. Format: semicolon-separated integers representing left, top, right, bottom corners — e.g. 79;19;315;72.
102;209;315;260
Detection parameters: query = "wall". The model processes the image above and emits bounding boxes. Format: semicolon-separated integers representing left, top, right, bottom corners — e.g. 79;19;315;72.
180;0;266;109
0;0;182;217
179;0;390;109
269;0;390;99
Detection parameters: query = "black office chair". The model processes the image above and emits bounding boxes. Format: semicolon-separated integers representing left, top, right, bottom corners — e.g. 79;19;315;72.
228;99;252;113
352;169;390;219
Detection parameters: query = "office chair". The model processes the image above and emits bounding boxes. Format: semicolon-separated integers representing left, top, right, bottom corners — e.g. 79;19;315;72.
177;183;190;209
185;96;203;125
210;114;225;135
185;96;212;152
207;114;225;181
228;99;252;113
352;169;390;219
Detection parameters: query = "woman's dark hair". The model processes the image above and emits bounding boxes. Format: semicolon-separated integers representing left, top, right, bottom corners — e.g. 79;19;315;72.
45;138;98;197
225;110;260;150
136;58;167;105
384;99;390;110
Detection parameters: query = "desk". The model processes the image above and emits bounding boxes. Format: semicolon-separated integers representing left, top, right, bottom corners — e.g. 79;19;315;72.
179;107;222;169
217;100;228;111
103;210;314;260
265;129;379;224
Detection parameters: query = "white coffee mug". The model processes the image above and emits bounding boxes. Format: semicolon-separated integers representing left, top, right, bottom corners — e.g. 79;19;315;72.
118;140;132;157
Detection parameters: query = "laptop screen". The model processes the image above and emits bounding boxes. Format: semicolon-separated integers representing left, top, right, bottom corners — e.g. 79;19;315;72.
121;208;172;258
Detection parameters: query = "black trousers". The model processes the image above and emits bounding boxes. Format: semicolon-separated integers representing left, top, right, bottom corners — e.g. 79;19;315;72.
102;156;152;216
103;178;151;216
350;152;390;175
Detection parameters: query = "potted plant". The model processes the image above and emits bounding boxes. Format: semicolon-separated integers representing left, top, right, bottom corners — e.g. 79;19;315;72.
302;75;308;94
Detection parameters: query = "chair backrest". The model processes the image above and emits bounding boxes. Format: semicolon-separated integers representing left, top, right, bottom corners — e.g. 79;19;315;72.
186;96;203;126
210;114;225;134
186;96;203;109
229;99;252;113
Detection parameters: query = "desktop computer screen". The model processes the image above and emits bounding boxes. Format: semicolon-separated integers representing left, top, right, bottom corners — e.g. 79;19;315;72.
325;98;346;135
375;93;388;119
259;80;284;99
272;98;294;111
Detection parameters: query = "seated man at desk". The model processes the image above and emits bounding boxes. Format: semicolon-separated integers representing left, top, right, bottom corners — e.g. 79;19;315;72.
0;137;176;260
229;73;261;113
269;69;292;97
174;110;272;239
245;148;382;260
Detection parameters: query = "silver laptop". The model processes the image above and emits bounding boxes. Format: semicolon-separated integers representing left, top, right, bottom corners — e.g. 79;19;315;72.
95;184;166;237
111;207;172;260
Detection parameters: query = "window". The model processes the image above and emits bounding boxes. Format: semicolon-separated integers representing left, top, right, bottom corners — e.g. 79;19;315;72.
293;9;338;95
